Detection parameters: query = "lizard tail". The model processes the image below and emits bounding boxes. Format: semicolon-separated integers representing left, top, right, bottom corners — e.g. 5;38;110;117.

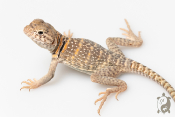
129;60;175;101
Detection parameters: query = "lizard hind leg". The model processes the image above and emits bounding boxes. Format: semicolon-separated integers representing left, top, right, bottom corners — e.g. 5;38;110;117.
106;37;125;57
90;66;127;115
107;19;143;48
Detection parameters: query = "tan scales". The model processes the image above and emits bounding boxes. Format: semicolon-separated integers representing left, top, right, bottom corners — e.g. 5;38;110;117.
21;19;175;115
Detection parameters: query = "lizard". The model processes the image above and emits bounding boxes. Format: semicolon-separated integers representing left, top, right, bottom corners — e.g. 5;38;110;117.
21;19;175;115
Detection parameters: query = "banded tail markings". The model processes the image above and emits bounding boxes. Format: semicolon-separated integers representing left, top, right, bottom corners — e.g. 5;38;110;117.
130;61;175;101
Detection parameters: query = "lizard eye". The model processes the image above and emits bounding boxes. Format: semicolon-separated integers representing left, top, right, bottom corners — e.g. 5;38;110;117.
38;31;43;34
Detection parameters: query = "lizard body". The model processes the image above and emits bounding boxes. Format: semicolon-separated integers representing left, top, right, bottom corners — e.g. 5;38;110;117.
21;19;175;115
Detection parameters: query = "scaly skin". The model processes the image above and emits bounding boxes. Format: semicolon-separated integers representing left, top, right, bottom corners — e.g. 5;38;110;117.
21;19;175;115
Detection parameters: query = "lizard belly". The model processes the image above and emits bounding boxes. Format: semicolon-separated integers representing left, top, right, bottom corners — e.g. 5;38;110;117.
63;62;93;75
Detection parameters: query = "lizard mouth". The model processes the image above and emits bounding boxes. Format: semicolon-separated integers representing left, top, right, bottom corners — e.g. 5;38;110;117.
23;25;29;35
23;25;34;37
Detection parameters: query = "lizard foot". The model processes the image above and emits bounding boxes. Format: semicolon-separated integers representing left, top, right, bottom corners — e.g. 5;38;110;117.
120;19;141;41
94;88;123;115
20;78;39;91
94;88;112;115
63;30;73;38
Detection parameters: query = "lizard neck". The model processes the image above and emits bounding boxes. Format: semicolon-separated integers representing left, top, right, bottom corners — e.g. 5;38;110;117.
51;31;68;59
50;31;63;54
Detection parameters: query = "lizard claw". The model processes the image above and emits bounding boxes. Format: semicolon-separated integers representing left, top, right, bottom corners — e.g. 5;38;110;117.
115;91;121;101
63;30;73;38
98;92;106;96
20;78;39;91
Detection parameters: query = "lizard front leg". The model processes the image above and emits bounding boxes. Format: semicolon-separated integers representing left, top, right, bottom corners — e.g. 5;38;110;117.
63;30;73;38
20;58;59;91
90;65;127;115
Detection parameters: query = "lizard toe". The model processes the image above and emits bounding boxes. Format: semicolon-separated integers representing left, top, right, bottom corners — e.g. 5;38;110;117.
20;78;39;91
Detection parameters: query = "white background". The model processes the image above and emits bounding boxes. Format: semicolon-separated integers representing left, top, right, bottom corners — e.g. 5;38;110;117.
0;0;175;117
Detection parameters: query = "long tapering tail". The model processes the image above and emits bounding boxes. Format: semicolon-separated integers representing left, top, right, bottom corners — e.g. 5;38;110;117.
129;60;175;101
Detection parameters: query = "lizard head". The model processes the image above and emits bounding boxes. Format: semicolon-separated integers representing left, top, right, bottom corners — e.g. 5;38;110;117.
24;19;59;52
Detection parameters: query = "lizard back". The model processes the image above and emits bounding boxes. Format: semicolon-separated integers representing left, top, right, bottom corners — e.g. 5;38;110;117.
59;38;127;74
